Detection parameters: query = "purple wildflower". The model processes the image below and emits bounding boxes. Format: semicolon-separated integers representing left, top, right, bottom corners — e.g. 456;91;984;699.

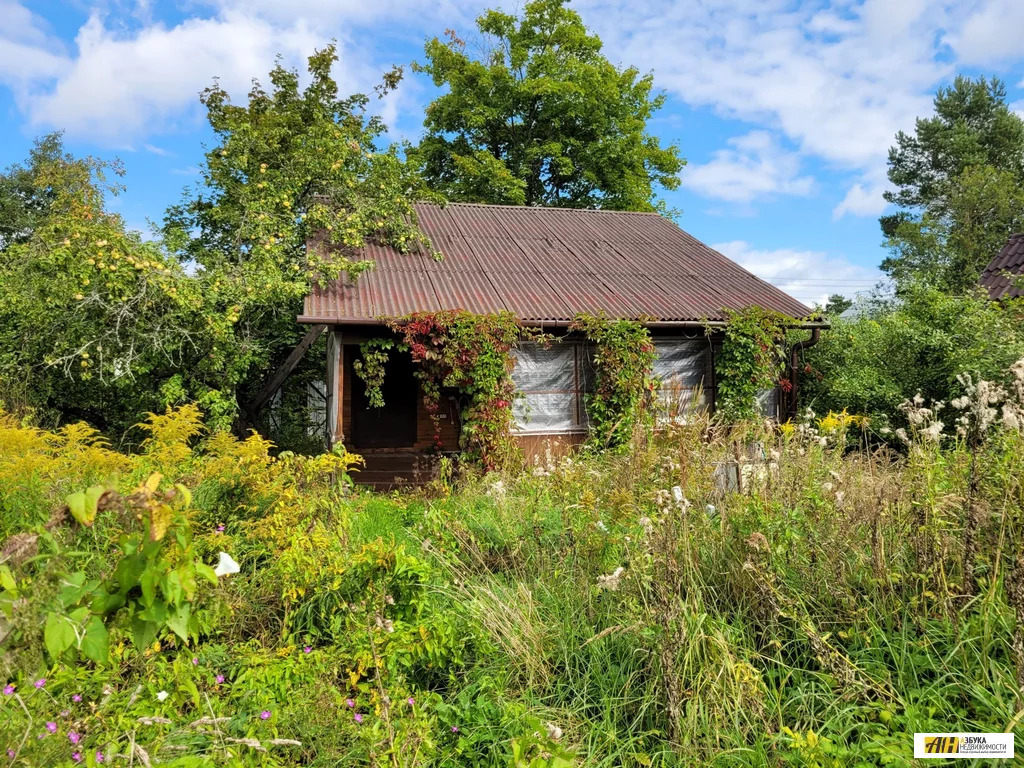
3;685;13;695
215;675;225;684
354;713;363;724
69;731;81;744
34;678;45;689
407;697;415;706
451;726;459;733
7;749;15;759
45;722;57;734
96;750;105;763
191;657;199;666
216;524;225;533
346;698;355;709
303;646;312;654
260;710;271;720
71;753;82;763
72;694;82;703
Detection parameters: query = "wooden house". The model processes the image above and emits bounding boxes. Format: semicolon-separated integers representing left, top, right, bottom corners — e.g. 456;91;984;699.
297;203;816;484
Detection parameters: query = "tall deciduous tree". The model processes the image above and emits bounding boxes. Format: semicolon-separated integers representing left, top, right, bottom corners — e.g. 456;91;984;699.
0;136;197;432
164;45;435;423
882;76;1024;292
410;0;683;212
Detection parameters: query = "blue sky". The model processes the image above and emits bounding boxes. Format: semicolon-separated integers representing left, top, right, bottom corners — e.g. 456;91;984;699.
2;0;1023;307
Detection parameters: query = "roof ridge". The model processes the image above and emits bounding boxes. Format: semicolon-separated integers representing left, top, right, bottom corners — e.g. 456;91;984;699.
415;200;662;216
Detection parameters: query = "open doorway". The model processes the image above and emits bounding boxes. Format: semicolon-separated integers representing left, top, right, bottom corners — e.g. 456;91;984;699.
347;348;419;449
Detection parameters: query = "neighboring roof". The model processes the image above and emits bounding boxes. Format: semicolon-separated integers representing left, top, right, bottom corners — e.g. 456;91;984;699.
300;202;813;326
982;233;1024;300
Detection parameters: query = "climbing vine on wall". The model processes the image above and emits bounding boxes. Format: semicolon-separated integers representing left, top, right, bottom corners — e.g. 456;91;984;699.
352;338;404;408
570;314;657;448
713;307;788;422
387;310;527;470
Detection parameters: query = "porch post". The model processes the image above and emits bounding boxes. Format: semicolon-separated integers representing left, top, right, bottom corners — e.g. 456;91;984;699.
326;329;343;448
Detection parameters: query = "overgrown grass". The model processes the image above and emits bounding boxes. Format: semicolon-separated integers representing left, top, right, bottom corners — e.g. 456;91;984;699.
2;388;1024;766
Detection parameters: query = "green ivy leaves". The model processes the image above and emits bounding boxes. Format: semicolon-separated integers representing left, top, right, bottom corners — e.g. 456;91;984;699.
570;314;657;448
715;308;788;422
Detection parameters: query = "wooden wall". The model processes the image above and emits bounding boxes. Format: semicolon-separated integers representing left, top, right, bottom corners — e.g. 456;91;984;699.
516;432;587;466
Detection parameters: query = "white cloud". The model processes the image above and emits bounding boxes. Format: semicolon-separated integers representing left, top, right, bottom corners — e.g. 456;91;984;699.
142;143;172;156
712;239;886;306
579;0;948;171
681;130;814;203
208;0;477;27
945;0;1024;65
0;1;479;146
0;1;68;90
21;11;324;143
575;0;1008;216
833;183;885;219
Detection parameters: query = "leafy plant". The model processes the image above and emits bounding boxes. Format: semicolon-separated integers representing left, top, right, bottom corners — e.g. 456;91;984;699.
3;473;214;666
353;339;406;409
714;306;788;422
569;314;657;447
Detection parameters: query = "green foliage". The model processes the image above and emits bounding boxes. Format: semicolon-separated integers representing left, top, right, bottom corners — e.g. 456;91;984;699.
353;338;405;409
1;470;212;668
569;315;656;447
410;0;683;212
0;135;199;434
714;307;788;422
882;76;1024;292
159;44;436;427
1;48;440;438
804;286;1024;431
387;311;526;470
4;374;1024;765
0;133;64;250
820;294;853;317
885;76;1024;212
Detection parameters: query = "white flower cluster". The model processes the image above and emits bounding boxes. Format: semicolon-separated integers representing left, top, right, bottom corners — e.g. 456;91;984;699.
897;394;945;443
793;407;829;450
900;358;1024;445
951;361;1024;439
596;566;625;591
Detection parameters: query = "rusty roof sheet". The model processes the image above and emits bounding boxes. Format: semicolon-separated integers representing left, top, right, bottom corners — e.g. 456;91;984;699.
301;203;813;325
981;233;1024;300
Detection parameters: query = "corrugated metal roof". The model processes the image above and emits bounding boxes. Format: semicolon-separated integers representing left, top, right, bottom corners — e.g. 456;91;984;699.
981;233;1024;300
301;202;813;325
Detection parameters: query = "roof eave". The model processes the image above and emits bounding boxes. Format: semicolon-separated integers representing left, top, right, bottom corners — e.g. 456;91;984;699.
297;314;831;330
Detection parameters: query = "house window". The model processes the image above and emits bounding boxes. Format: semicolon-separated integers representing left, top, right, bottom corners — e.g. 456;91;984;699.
652;339;712;420
513;338;713;432
511;341;592;433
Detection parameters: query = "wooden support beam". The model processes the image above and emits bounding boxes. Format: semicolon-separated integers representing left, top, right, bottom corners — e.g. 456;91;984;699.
248;324;327;416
